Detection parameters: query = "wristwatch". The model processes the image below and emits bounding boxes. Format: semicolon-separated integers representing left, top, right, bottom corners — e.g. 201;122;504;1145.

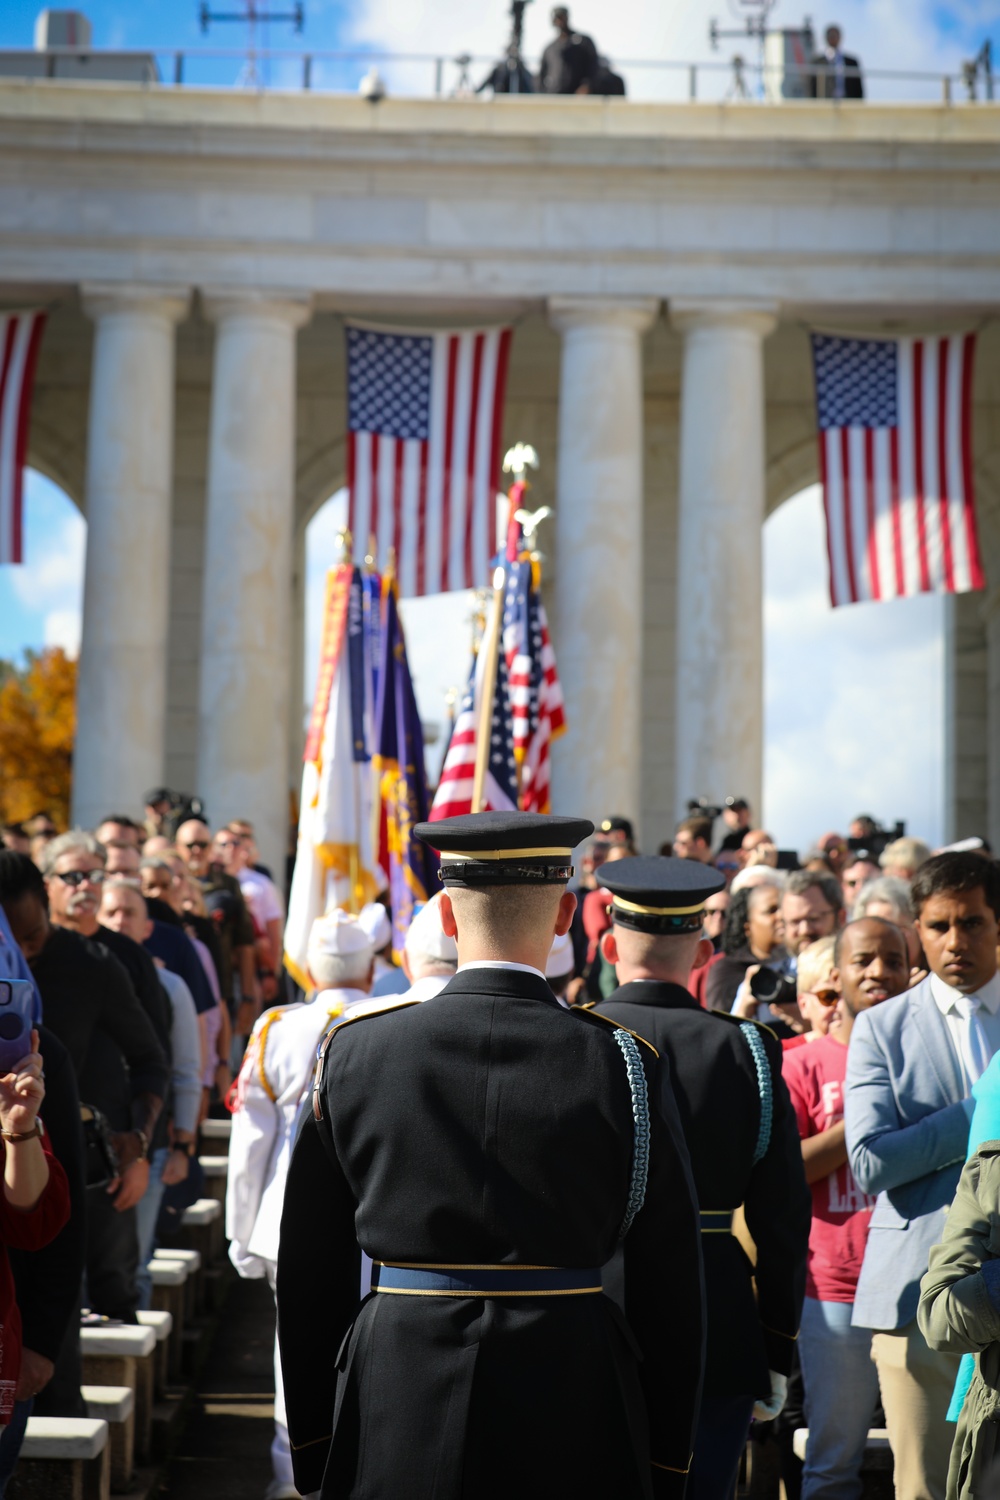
1;1120;44;1144
173;1141;196;1158
132;1128;150;1161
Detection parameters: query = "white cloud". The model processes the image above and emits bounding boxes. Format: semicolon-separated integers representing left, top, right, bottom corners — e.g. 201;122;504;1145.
43;609;82;658
763;485;944;850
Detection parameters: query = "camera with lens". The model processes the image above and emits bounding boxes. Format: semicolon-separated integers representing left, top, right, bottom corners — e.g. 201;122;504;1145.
749;966;798;1009
686;796;723;821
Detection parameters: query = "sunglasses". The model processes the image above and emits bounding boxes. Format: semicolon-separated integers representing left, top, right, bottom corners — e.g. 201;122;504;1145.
181;840;210;851
54;869;105;888
811;988;839;1007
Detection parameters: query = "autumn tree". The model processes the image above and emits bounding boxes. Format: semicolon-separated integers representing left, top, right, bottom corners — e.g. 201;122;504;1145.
0;648;76;828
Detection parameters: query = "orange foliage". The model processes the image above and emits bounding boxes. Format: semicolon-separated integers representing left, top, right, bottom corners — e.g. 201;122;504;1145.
0;649;77;828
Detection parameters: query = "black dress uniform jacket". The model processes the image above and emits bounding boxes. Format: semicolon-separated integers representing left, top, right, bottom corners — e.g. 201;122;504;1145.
276;967;705;1500
599;980;811;1398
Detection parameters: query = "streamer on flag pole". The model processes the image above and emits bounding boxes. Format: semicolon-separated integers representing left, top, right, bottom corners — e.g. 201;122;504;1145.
345;321;513;597
0;310;46;565
811;332;984;607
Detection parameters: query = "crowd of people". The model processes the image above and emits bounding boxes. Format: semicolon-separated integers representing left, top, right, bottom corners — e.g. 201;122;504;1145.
0;787;998;1500
0;798;288;1489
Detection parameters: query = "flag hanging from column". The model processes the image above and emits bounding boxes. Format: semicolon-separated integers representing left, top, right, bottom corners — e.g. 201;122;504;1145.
346;321;513;598
811;332;984;607
0;311;46;565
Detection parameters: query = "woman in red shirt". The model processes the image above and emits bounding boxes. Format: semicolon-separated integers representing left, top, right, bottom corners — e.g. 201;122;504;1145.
0;1026;70;1449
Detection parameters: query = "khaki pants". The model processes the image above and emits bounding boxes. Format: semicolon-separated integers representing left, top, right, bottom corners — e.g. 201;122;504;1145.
871;1320;961;1500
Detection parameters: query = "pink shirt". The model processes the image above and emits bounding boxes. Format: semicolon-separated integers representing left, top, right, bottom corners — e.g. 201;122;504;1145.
782;1033;876;1303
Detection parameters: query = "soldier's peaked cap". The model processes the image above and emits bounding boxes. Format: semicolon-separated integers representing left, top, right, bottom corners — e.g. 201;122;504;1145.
600;855;725;934
414;812;594;888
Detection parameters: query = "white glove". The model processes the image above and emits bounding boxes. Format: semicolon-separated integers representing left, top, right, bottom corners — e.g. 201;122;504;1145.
753;1371;788;1422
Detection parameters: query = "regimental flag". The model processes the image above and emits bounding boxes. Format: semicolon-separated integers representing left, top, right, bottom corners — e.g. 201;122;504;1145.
429;644;518;822
346;322;513;598
284;564;380;991
372;577;439;959
0;311;46;565
811;332;984;607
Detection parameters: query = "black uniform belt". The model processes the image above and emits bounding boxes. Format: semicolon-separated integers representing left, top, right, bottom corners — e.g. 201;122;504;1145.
374;1263;603;1297
699;1211;734;1234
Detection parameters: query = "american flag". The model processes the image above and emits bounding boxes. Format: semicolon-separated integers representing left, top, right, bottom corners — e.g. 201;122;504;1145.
812;333;984;607
346;323;513;598
0;311;46;565
502;558;566;814
429;648;518;821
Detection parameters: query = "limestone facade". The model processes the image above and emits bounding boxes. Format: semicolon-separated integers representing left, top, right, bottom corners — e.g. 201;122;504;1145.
2;81;999;867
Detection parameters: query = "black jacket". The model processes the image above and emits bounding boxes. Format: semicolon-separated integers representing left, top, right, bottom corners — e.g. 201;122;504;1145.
599;980;811;1397
9;1025;86;1364
810;51;864;99
277;967;704;1500
30;927;169;1119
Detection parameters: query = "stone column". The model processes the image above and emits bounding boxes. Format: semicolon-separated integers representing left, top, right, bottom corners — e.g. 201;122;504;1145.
198;292;311;877
548;297;659;831
73;284;189;831
670;299;777;822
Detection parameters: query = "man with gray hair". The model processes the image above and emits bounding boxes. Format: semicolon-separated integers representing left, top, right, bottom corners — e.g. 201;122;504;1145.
227;908;381;1500
880;836;933;883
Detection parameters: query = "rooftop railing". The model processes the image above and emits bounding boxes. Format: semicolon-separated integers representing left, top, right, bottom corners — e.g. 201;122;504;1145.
0;43;995;107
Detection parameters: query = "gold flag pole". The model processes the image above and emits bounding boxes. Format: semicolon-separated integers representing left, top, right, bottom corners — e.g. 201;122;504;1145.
470;563;505;814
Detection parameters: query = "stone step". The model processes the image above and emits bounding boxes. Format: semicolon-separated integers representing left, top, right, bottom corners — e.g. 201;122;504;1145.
82;1387;135;1493
8;1416;111;1500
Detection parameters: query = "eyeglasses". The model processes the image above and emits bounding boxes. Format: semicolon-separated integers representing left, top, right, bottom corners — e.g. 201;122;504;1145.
180;840;210;851
786;909;835;929
214;840;241;852
54;869;105;888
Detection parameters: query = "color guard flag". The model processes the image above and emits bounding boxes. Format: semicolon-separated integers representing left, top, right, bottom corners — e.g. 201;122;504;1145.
502;556;566;815
372;577;439;959
429;645;518;822
284;564;380;990
346;322;513;598
811;332;984;607
0;311;46;565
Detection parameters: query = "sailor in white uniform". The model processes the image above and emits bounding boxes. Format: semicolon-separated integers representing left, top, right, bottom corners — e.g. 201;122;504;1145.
225;909;376;1500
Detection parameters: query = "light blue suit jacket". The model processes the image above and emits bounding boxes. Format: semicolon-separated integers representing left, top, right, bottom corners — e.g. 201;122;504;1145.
845;976;973;1330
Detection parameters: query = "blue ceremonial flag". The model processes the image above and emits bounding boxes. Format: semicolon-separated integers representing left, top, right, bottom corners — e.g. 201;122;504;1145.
373;577;439;958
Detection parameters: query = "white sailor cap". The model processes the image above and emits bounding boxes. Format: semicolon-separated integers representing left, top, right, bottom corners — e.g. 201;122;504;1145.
545;931;574;980
357;901;392;952
404;893;458;964
308;908;375;961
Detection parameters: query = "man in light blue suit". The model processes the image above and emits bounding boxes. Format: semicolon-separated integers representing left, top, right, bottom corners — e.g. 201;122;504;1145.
845;852;1000;1500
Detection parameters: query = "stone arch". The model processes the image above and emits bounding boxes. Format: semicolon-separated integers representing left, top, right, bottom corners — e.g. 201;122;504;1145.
294;435;346;545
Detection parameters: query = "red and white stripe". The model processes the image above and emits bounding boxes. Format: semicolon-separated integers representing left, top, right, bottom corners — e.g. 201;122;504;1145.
348;326;512;599
821;333;983;607
520;609;565;815
0;311;46;565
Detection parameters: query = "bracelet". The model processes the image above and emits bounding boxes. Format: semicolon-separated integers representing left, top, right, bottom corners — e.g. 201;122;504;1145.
1;1121;44;1144
132;1129;149;1161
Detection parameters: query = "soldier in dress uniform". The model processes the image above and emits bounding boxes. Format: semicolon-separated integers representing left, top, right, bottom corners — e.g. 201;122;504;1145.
226;909;376;1500
595;856;812;1500
276;812;705;1500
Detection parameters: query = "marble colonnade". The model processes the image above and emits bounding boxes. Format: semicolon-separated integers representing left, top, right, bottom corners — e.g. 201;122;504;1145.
71;289;767;867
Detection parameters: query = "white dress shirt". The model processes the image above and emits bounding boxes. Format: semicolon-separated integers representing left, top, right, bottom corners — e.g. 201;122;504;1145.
457;960;548;982
930;969;1000;1091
